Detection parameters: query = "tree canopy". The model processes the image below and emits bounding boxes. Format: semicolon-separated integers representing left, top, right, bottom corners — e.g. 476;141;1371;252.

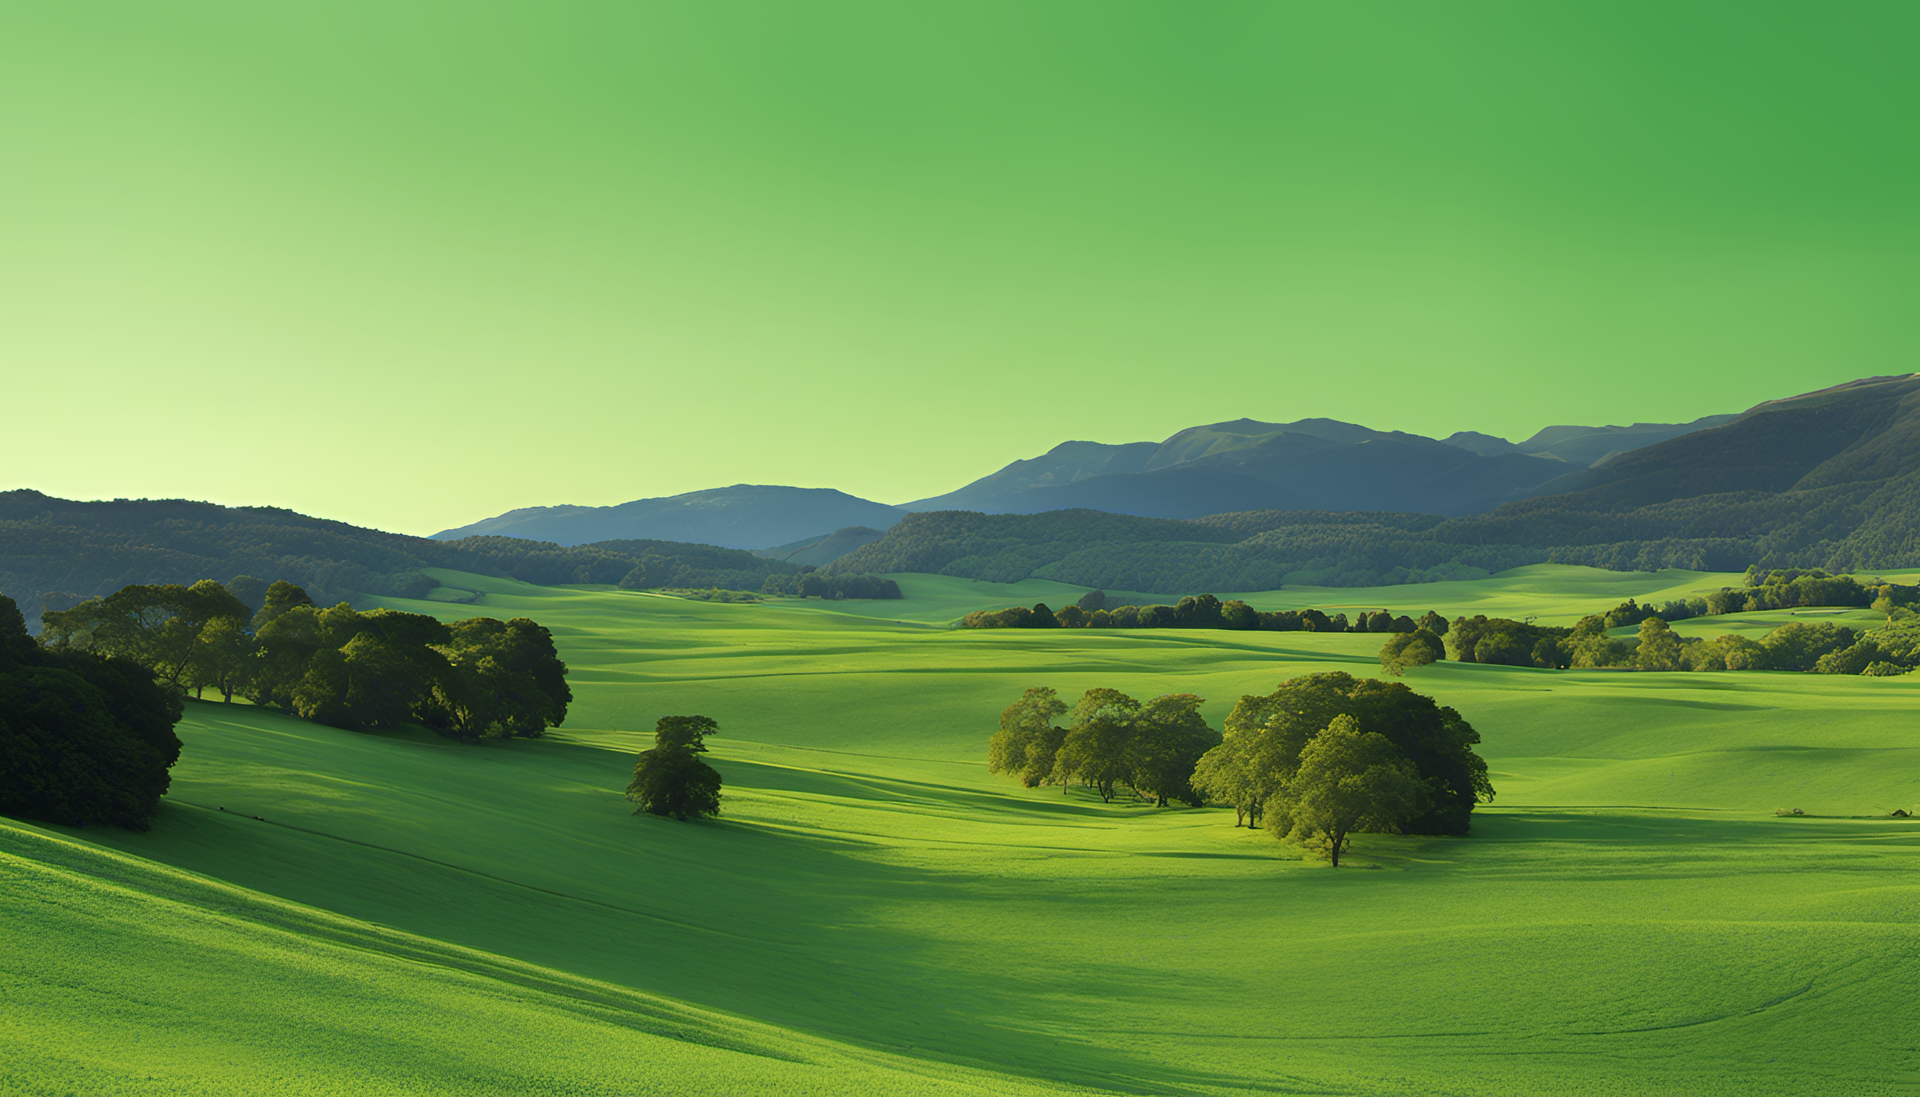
626;715;724;821
0;594;183;829
1267;716;1428;867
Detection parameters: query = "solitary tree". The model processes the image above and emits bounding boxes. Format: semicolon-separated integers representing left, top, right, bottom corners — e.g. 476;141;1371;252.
1268;716;1428;866
627;715;724;820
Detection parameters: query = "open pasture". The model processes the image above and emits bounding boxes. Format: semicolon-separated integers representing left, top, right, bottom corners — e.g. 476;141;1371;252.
4;565;1919;1095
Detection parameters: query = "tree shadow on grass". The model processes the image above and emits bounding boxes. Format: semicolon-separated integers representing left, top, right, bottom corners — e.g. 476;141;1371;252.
67;731;1257;1097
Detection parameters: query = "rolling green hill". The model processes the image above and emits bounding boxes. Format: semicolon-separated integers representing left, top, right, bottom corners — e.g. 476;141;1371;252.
6;565;1917;1094
0;491;834;627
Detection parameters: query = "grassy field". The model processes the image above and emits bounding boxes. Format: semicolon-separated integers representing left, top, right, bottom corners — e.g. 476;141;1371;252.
5;565;1919;1094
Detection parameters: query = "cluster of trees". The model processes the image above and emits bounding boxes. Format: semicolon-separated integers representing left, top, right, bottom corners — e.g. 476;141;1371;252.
756;572;903;599
1382;574;1920;677
965;590;1447;634
39;579;572;740
988;688;1221;806
989;673;1493;865
626;716;723;820
0;594;184;829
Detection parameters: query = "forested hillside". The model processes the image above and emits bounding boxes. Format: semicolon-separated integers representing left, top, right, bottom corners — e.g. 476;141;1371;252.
832;376;1920;591
0;492;853;626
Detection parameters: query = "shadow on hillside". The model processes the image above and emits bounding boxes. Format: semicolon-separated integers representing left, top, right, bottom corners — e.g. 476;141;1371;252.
719;757;1150;819
77;728;1251;1097
1473;808;1917;846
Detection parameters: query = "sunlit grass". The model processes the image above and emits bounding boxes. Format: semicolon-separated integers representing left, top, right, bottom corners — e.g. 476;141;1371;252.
5;565;1918;1094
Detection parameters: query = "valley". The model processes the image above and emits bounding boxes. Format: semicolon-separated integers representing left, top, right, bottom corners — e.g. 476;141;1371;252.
5;566;1916;1094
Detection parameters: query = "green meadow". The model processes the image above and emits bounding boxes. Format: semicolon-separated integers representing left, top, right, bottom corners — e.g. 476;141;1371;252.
5;566;1919;1095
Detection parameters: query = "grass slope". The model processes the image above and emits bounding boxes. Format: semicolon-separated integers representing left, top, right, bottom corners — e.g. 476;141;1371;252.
6;565;1920;1094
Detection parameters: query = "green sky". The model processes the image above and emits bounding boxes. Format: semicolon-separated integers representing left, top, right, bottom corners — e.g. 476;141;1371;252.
4;1;1914;535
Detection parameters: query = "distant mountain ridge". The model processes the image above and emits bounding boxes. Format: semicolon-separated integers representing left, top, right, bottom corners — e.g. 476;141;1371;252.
430;485;905;549
437;411;1737;550
1441;415;1739;467
6;378;1915;608
827;376;1920;591
900;414;1735;519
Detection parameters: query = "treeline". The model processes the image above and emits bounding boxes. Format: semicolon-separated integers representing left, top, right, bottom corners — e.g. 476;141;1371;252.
964;590;1445;633
39;579;573;740
756;572;902;599
1385;570;1920;678
989;673;1492;865
0;594;183;829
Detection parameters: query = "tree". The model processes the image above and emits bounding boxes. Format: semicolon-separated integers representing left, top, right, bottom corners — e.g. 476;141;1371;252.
1052;688;1140;801
626;715;723;820
1268;716;1428;866
1173;595;1224;629
1076;590;1107;612
988;687;1068;788
1416;610;1448;635
1191;733;1263;826
1632;617;1684;672
1379;628;1444;675
1128;693;1220;806
40;579;252;689
425;617;572;740
188;615;254;702
1054;604;1089;628
1204;672;1491;835
0;594;183;830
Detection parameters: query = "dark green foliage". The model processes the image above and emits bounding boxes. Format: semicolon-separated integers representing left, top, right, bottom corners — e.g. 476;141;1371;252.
987;687;1069;788
1379;629;1445;675
1447;616;1572;668
1128;694;1222;807
995;687;1222;807
967;595;1437;635
224;575;272;614
423;617;573;741
626;715;723;821
40;580;253;689
209;579;573;740
1195;673;1491;837
1268;715;1429;867
756;569;902;599
1052;689;1143;803
0;594;183;830
1700;571;1875;616
1076;589;1107;611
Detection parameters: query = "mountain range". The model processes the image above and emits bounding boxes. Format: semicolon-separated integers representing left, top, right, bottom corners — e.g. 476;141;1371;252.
828;375;1920;591
431;414;1738;549
7;376;1915;614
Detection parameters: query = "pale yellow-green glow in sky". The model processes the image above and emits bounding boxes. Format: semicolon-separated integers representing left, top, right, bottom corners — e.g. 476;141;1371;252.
3;2;1914;534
